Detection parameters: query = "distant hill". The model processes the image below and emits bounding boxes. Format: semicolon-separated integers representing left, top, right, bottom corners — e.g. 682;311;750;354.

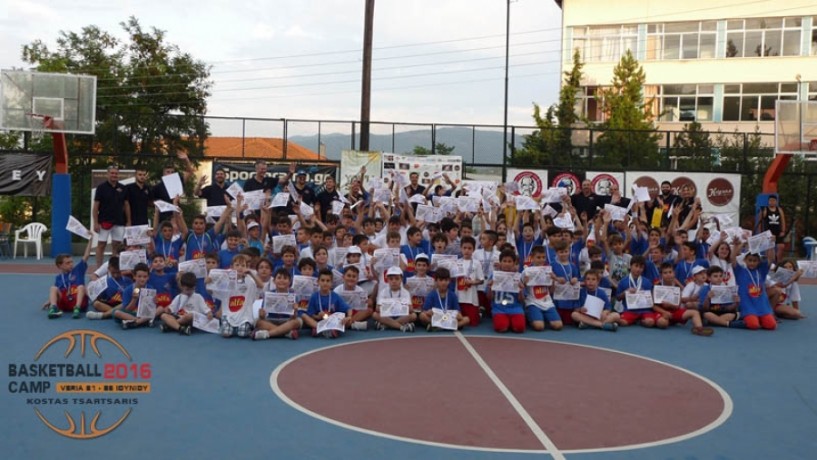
289;126;529;165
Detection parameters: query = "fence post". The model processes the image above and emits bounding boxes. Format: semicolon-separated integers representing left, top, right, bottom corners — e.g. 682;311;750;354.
241;118;246;159
318;121;322;158
391;123;395;153
431;123;436;155
742;132;748;171
510;126;516;159
352;122;357;151
283;119;288;160
471;125;476;165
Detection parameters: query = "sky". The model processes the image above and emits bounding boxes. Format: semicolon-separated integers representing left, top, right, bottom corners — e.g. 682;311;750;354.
0;0;565;134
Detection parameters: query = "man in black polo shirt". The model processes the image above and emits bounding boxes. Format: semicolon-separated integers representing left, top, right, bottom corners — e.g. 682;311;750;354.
93;165;127;267
243;159;280;195
195;167;229;207
571;179;609;221
315;175;341;221
125;166;152;227
151;152;195;223
292;169;315;205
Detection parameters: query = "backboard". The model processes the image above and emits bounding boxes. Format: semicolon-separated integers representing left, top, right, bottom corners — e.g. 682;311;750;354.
775;100;817;155
0;70;96;135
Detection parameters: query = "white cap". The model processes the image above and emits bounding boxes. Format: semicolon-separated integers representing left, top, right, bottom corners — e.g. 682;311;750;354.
346;246;362;256
415;253;430;262
247;221;260;230
386;266;403;277
691;266;706;275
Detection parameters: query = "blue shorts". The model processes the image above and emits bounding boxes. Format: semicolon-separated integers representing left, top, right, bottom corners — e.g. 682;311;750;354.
525;305;560;323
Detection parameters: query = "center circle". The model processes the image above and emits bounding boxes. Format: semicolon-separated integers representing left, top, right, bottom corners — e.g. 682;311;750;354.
271;336;731;453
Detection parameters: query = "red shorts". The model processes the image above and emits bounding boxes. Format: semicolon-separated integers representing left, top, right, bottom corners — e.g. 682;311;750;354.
557;308;575;325
57;288;87;312
621;310;661;324
669;308;688;324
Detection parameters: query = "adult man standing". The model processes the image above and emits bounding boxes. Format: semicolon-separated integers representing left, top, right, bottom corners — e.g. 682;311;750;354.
571;179;608;220
93;165;126;267
315;175;341;221
292;169;316;205
244;159;290;195
124;166;151;226
152;152;195;223
404;172;426;197
195;167;229;207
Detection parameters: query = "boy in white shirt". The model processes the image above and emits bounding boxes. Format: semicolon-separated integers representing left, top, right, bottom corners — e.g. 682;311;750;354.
159;272;212;335
457;236;484;326
373;266;416;332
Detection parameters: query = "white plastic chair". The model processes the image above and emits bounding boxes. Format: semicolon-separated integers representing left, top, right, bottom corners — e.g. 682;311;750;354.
14;222;47;260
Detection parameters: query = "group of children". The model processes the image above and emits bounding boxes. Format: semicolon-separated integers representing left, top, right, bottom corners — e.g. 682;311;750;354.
45;169;808;340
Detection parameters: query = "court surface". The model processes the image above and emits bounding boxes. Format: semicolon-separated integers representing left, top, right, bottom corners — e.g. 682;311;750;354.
2;263;817;459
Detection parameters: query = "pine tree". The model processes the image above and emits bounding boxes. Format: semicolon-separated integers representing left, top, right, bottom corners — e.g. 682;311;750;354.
594;50;660;169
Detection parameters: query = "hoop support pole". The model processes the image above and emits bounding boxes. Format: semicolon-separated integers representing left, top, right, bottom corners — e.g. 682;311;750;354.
762;153;791;194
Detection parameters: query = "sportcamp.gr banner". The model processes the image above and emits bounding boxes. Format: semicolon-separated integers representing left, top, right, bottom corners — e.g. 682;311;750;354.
212;161;338;189
0;152;52;196
381;153;463;187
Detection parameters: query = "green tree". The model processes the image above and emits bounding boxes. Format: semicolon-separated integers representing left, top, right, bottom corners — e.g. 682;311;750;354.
672;121;714;170
20;16;212;224
409;142;455;156
514;49;585;168
594;50;660;169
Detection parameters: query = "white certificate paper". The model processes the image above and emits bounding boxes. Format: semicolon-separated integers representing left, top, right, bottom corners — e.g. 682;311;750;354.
379;298;409;317
431;308;458;331
652;285;681;306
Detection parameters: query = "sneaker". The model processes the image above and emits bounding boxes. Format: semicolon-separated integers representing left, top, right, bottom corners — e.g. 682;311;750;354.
159;323;169;333
86;311;104;320
351;321;368;331
121;320;134;330
728;319;747;329
47;306;62;319
400;323;415;333
286;329;299;340
375;321;385;331
253;330;270;341
148;319;156;328
72;307;81;319
691;326;714;337
602;322;618;332
577;321;588;330
179;325;192;336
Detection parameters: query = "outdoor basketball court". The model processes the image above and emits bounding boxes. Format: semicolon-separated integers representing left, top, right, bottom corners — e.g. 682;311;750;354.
2;264;816;459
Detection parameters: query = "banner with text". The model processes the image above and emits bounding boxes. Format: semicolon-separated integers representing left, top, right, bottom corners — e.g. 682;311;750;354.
213;161;337;190
381;153;463;188
0;152;52;196
340;150;382;193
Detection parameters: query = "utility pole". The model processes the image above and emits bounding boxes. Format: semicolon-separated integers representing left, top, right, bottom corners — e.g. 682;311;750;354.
502;0;510;181
360;0;375;151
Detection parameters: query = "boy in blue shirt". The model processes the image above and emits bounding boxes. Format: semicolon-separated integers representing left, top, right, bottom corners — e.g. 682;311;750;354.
87;256;131;320
573;269;619;331
616;255;657;327
419;267;468;331
302;268;351;338
47;238;93;319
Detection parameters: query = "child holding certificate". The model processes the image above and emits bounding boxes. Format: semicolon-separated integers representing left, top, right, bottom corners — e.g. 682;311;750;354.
616;256;657;327
216;254;264;338
653;263;713;336
252;268;301;340
158;272;212;335
698;266;740;327
373;267;416;333
302;269;351;338
522;246;561;332
334;265;373;331
573;269;619;331
488;250;525;333
550;241;581;326
419;268;469;330
770;259;805;320
457;236;484;327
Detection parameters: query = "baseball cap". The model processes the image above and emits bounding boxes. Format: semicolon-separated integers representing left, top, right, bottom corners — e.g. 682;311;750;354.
247;221;260;230
346;246;362;256
386;266;403;277
415;253;430;263
691;266;706;275
296;169;307;176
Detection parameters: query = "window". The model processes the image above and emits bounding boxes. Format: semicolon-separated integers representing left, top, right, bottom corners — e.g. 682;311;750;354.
810;82;817;102
576;86;604;122
659;85;714;122
572;25;638;62
647;21;716;60
725;17;801;57
722;83;798;121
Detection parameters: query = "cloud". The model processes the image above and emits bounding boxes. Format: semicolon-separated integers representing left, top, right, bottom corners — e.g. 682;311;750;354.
284;25;321;40
251;23;275;40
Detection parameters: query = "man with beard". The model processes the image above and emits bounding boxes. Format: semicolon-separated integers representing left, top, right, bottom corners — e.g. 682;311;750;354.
125;166;152;226
571;179;608;221
404;172;426;197
316;175;342;222
650;181;681;227
195;167;229;207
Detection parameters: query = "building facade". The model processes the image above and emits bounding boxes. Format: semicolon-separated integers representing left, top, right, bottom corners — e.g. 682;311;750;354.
555;0;817;134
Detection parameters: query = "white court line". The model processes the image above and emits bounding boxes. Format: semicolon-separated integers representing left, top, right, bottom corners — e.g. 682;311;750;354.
454;331;565;460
